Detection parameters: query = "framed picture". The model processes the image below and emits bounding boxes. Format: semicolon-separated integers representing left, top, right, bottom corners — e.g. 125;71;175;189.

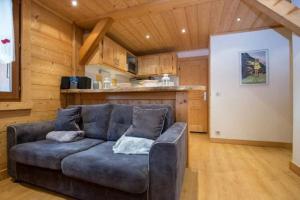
240;49;269;85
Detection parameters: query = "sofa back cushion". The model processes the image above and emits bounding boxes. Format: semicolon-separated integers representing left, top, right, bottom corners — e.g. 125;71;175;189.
55;107;81;131
107;104;174;141
70;104;112;140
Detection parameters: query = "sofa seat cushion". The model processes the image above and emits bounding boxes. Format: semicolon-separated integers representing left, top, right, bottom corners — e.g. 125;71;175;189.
10;138;103;170
61;141;149;194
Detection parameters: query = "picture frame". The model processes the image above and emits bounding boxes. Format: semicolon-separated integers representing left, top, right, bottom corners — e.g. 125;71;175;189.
240;49;269;85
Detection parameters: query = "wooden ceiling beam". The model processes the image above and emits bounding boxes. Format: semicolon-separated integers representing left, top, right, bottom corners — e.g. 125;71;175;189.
76;0;214;29
79;18;113;65
244;0;300;35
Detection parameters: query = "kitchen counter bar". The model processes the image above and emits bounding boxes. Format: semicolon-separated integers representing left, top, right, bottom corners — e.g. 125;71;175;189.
61;85;206;93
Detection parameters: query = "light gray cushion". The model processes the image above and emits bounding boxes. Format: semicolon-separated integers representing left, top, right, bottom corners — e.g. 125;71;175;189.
10;138;103;170
61;141;149;194
46;131;85;142
125;107;167;140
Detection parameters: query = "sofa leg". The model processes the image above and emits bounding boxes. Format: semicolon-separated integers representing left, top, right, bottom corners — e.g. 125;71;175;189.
11;178;19;183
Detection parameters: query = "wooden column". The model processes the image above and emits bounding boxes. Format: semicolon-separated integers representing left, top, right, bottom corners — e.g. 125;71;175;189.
79;18;113;65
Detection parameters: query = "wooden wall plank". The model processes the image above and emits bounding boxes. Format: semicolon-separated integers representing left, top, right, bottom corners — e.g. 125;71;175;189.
0;0;75;179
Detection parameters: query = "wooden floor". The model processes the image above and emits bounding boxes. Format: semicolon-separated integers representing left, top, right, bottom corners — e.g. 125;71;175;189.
1;133;300;200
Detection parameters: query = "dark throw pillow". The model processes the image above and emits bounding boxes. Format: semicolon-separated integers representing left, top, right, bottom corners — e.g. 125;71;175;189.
55;107;81;131
125;107;168;140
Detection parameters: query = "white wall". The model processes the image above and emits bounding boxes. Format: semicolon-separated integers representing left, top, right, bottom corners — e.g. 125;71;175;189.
292;0;300;166
293;33;300;165
210;29;292;142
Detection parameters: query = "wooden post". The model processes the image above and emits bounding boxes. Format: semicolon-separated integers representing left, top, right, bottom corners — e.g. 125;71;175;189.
79;18;113;65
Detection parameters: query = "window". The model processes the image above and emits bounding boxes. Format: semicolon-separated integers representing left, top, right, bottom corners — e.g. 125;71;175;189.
0;0;20;101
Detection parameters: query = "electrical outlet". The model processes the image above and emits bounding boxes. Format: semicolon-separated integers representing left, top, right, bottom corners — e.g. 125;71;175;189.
215;131;221;135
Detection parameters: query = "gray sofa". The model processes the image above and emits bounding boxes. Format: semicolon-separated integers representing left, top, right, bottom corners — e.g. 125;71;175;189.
7;104;187;200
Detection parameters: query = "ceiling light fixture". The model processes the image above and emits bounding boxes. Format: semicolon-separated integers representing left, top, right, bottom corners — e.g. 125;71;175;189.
71;0;78;7
146;34;150;39
181;28;186;33
236;18;241;22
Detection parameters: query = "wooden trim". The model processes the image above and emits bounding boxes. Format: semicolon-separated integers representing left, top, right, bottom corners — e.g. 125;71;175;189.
210;25;282;37
0;0;33;109
178;56;209;62
290;161;300;176
0;169;8;181
79;18;113;65
210;138;292;149
244;0;300;35
0;101;33;111
0;0;21;101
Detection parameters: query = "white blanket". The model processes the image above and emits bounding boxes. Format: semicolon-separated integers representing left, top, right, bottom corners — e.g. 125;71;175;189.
113;134;154;155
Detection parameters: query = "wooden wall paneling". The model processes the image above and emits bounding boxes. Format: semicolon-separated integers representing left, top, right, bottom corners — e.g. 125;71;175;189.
230;1;258;31
0;0;75;180
172;7;191;50
185;5;199;49
196;2;211;48
74;25;84;76
161;11;185;51
178;56;209;86
34;0;283;53
218;0;240;33
31;2;73;44
148;13;174;50
31;57;72;76
139;16;164;49
209;0;224;34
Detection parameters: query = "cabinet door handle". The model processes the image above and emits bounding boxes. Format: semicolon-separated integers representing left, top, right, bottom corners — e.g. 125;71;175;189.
203;92;207;101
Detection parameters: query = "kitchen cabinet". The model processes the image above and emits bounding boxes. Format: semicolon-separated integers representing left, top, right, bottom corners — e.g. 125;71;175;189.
160;53;177;74
188;90;208;132
88;36;130;73
102;37;115;67
117;46;128;71
138;52;177;76
138;55;160;75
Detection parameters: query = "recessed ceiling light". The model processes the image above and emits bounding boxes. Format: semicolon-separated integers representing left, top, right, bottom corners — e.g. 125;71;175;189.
236;18;241;22
145;35;150;39
181;28;186;33
71;0;78;7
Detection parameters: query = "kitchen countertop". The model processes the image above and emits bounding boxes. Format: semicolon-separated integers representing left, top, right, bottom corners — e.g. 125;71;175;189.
61;85;206;93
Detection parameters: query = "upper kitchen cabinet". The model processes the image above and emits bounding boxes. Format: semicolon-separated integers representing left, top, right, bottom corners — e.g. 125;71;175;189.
159;53;177;75
88;36;130;73
138;55;160;76
137;52;177;76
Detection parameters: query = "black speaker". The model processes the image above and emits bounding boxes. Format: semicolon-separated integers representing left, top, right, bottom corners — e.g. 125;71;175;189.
78;77;92;89
60;76;91;89
60;76;70;89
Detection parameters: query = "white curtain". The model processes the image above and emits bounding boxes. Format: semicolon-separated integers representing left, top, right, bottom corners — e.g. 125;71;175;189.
0;0;15;64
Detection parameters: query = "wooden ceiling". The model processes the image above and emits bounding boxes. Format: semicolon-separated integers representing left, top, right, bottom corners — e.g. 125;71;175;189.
36;0;280;55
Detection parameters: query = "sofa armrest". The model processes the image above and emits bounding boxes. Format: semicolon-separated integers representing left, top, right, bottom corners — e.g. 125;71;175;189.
149;122;187;200
7;120;55;178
